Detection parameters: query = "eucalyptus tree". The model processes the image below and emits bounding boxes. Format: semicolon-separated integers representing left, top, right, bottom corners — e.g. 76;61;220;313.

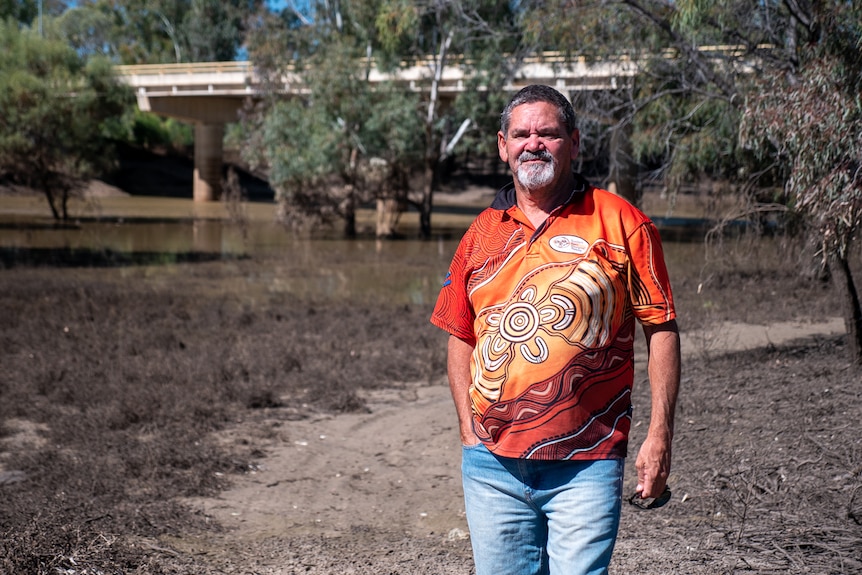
46;0;263;64
184;0;263;62
0;21;132;220
1;0;67;28
0;0;36;23
648;0;862;363
241;25;424;237
46;4;116;58
373;0;523;238
515;1;656;202
513;0;764;204
740;2;862;364
243;0;520;238
47;0;188;63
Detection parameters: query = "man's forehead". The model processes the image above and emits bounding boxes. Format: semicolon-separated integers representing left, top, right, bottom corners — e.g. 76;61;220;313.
508;102;566;129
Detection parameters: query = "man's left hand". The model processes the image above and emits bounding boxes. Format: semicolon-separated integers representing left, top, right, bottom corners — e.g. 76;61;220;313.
635;431;672;499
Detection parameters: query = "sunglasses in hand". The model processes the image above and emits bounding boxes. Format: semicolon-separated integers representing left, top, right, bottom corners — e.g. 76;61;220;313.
627;486;672;510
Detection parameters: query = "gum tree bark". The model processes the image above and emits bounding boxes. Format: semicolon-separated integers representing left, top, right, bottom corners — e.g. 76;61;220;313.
835;256;862;366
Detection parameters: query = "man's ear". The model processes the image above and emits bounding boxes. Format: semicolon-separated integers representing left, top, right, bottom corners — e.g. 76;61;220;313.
498;131;509;163
570;129;580;161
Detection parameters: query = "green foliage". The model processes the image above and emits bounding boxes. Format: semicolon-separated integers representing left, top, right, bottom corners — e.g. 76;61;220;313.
375;0;417;54
183;0;260;62
243;0;515;235
374;0;520;64
244;8;312;82
0;20;132;218
451;49;512;154
0;0;36;24
357;83;425;164
242;26;424;229
739;1;862;257
518;0;670;57
741;58;862;261
737;1;862;360
45;0;263;64
1;0;66;27
44;4;115;57
264;99;342;193
631;81;741;181
130;111;193;151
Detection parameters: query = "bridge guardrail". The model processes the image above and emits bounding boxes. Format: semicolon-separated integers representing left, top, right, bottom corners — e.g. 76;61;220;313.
116;46;765;96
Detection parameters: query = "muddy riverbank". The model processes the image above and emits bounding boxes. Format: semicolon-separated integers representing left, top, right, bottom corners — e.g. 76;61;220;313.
1;177;861;573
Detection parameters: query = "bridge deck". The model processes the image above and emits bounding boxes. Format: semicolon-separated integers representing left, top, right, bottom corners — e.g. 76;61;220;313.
116;54;639;97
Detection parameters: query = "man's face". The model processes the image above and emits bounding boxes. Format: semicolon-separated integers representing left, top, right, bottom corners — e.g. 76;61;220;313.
498;101;580;193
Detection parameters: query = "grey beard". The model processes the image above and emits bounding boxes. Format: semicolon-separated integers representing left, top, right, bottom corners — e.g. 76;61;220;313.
516;151;555;190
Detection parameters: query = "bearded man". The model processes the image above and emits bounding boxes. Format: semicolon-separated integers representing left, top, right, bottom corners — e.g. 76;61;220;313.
430;84;681;575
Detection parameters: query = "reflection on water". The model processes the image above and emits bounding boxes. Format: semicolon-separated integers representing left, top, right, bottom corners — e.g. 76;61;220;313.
0;218;260;255
0;196;709;306
0;208;462;305
246;236;461;305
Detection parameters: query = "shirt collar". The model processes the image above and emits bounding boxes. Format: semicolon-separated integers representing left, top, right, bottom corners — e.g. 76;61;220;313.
490;172;590;215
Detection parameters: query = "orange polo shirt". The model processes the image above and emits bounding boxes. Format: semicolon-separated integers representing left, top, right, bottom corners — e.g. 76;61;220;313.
431;176;675;460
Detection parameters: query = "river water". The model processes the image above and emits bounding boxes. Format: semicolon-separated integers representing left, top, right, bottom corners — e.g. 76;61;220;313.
0;194;709;306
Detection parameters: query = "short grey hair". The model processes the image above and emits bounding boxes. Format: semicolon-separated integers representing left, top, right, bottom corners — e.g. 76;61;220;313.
500;85;577;137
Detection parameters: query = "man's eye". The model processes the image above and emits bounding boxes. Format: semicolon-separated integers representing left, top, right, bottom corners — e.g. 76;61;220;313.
509;131;562;140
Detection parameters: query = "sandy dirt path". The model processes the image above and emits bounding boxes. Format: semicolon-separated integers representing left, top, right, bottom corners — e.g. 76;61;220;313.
189;382;466;542
172;317;846;574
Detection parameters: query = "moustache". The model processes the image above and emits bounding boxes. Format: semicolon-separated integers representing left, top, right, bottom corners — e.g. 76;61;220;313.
518;150;553;163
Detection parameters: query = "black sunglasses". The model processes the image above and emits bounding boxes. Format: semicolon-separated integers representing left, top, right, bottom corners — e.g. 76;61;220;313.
627;486;672;510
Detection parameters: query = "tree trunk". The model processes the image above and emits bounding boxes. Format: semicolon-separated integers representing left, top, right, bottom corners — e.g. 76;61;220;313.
417;28;452;241
608;120;639;206
44;188;61;220
342;188;356;238
834;255;862;366
343;148;359;238
61;189;70;221
375;198;401;238
419;161;435;240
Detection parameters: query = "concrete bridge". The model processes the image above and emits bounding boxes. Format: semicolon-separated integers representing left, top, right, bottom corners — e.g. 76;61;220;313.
115;55;640;202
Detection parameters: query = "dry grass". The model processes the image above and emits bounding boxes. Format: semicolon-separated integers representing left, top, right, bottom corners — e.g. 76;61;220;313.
0;262;446;574
0;232;860;574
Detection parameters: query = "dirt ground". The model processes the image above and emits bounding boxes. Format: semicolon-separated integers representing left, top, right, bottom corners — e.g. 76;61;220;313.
1;188;862;574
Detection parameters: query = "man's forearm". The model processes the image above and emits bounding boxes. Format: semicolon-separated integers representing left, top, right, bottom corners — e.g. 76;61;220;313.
648;322;681;435
447;335;478;445
645;321;681;438
636;320;681;497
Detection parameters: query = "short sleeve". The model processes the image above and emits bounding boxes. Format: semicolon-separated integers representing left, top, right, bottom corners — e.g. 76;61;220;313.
626;221;676;325
430;233;477;344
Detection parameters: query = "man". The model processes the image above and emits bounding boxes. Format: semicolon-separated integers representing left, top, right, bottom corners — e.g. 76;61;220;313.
430;84;680;575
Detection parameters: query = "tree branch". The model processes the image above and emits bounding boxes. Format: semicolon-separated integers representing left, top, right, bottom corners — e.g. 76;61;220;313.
620;0;739;101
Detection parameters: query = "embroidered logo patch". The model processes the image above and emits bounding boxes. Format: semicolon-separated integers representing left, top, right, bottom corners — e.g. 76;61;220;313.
549;235;589;254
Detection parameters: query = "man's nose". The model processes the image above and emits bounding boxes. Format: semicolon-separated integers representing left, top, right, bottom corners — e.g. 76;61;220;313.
525;133;544;150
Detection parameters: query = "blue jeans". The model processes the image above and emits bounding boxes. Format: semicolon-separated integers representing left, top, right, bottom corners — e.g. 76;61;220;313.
461;443;624;575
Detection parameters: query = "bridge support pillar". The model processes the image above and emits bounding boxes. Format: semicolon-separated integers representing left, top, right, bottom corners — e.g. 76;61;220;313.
193;123;224;202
